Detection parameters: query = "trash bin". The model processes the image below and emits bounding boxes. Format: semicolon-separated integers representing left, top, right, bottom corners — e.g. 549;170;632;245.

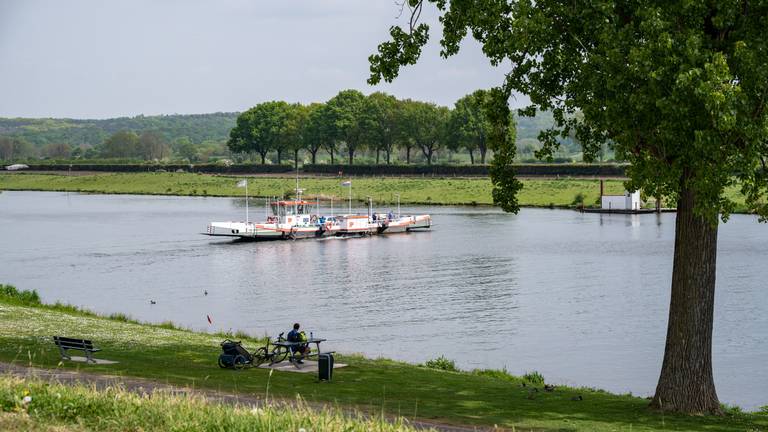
318;353;334;381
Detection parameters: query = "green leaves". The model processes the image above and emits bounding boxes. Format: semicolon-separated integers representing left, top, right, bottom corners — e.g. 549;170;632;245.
370;0;768;222
228;101;290;163
368;24;430;85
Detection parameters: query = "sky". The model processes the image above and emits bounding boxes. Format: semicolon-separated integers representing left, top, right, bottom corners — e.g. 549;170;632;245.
0;0;522;119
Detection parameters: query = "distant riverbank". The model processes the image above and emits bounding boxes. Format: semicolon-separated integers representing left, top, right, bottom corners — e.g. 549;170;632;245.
0;171;751;211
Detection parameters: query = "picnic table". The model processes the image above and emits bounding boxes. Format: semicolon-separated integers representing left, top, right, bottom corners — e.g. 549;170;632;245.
272;338;327;369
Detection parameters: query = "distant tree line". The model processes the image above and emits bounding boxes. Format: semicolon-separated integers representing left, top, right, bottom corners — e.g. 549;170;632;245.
228;89;519;167
1;95;611;165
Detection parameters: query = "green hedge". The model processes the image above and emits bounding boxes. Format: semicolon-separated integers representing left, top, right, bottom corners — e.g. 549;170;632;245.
25;163;294;174
302;163;627;177
18;162;627;177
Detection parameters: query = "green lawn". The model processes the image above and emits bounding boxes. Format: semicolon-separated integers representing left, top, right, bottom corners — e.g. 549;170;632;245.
0;286;765;431
0;172;753;212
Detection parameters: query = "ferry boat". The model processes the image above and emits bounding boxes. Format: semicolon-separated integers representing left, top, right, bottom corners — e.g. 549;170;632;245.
204;196;431;240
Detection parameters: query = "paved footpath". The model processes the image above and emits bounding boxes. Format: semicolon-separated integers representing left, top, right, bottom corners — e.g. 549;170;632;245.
0;362;503;432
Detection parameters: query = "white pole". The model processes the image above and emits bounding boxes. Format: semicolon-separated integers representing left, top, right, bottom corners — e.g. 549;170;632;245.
245;180;249;223
348;180;352;214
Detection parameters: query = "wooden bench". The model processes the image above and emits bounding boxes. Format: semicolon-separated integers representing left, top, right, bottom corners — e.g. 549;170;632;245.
53;336;101;363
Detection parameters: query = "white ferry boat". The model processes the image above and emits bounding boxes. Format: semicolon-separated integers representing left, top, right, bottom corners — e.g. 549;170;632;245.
205;196;431;240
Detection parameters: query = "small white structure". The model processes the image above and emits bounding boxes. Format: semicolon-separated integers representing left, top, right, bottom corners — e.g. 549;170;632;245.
5;164;29;171
601;190;642;211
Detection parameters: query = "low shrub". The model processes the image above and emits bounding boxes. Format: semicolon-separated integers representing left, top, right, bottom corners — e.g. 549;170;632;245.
572;192;586;206
523;371;545;385
423;355;459;372
0;284;41;305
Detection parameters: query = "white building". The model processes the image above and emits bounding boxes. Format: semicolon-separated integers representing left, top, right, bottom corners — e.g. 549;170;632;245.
601;190;642;211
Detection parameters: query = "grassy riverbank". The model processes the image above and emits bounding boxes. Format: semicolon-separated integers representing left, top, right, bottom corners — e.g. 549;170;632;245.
0;172;626;207
1;285;766;431
0;172;753;212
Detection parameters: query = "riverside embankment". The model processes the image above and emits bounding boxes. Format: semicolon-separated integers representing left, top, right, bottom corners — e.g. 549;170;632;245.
1;285;766;431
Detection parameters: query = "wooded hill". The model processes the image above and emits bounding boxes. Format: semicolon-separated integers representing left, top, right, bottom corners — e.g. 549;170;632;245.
0;110;575;155
0;113;236;148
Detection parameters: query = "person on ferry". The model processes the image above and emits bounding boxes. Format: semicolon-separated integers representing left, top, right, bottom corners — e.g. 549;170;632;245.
287;322;309;363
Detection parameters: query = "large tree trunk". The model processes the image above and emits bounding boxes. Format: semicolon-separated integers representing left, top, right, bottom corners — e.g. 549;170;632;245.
294;149;299;170
329;148;334;164
260;152;267;165
310;149;317;164
480;147;487;164
469;148;475;165
276;149;282;164
406;147;411;164
386;149;391;165
376;149;380;164
348;148;354;165
650;173;720;414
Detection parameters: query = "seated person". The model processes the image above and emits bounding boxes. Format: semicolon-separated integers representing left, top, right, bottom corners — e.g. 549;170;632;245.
287;322;309;362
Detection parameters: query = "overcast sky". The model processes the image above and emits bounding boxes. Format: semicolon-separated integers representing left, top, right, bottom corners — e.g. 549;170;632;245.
0;0;524;119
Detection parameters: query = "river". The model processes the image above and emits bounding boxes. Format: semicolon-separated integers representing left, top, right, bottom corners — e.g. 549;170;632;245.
0;191;766;409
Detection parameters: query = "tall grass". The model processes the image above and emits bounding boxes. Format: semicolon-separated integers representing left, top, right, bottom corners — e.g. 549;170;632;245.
0;376;424;432
0;284;40;306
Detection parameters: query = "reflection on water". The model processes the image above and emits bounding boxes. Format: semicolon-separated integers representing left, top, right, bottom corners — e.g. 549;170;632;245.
1;191;766;409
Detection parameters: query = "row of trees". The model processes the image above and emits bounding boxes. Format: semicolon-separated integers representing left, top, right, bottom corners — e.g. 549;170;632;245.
228;89;511;166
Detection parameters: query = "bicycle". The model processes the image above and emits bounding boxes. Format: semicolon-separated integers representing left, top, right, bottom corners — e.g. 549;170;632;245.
252;332;291;366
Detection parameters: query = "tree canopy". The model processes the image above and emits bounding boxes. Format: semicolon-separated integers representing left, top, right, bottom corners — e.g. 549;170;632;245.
369;0;768;415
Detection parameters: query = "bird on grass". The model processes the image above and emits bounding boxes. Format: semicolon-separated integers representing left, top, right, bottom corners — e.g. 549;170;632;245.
571;395;583;401
150;300;156;305
204;290;208;296
544;384;556;392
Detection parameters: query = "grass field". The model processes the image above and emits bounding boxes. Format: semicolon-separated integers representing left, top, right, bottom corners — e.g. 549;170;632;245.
0;172;753;212
0;172;624;207
1;285;766;431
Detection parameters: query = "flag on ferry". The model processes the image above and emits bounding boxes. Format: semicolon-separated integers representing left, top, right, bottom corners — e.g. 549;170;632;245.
236;179;247;188
341;180;351;187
